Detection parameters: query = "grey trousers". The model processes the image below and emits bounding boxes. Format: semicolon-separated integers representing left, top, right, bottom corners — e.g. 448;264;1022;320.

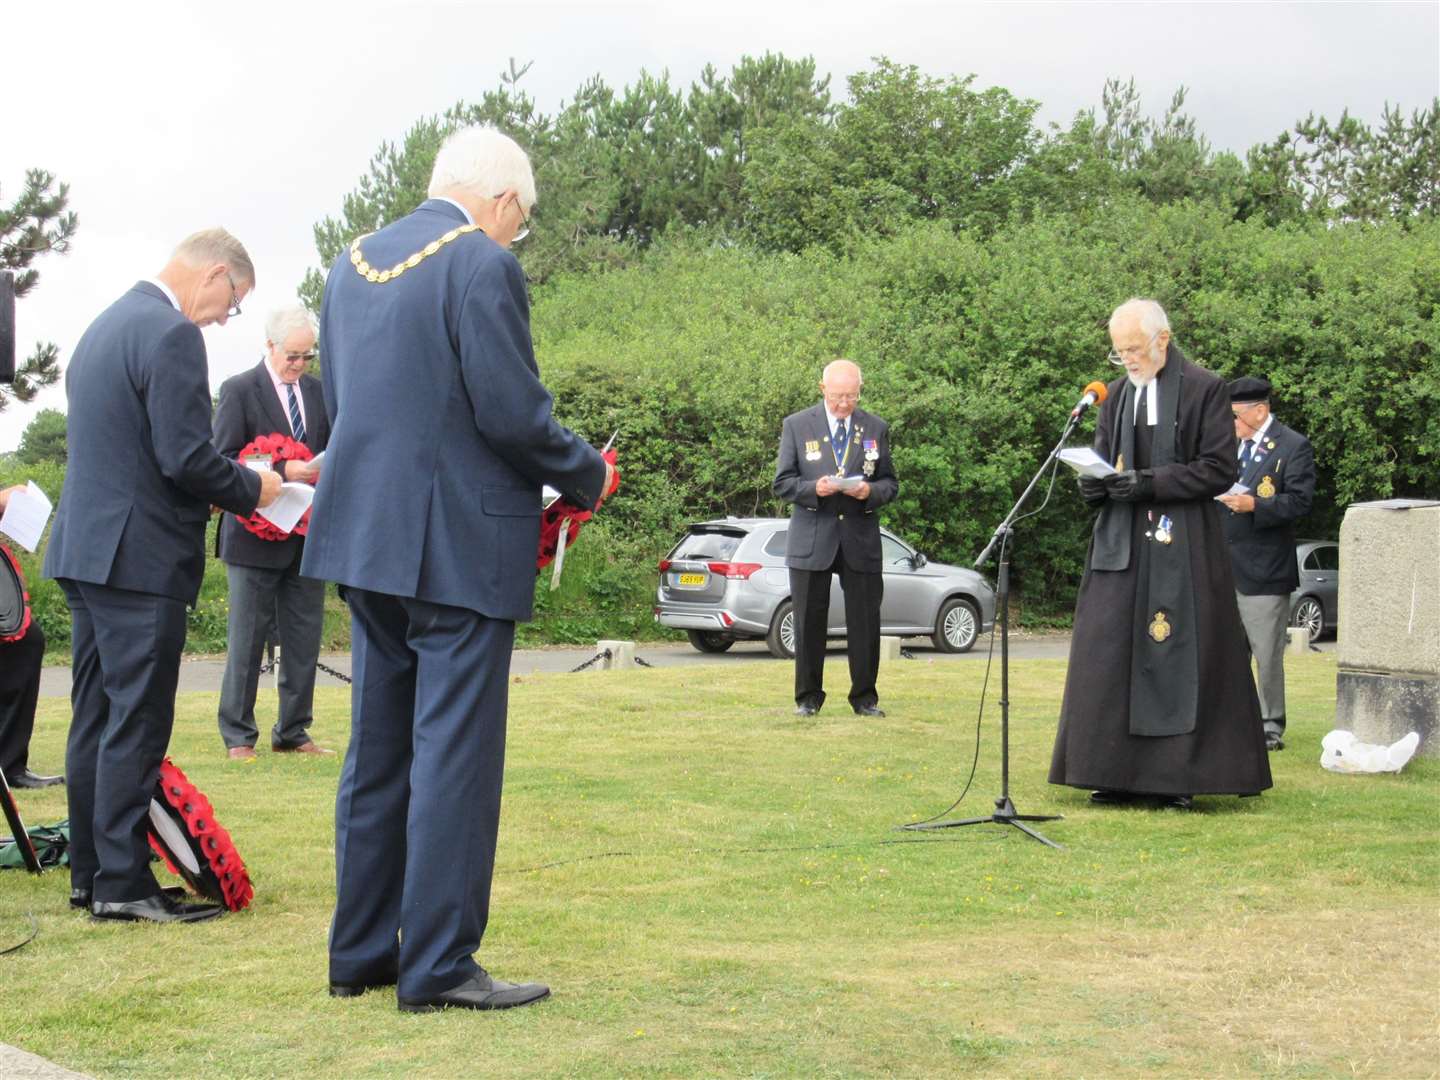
217;562;325;749
1235;591;1289;734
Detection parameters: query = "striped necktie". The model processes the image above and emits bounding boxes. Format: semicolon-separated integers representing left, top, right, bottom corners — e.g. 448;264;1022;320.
286;383;306;444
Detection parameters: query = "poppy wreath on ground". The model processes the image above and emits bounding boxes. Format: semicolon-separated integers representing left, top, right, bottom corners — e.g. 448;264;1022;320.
0;543;32;643
536;448;620;571
147;757;254;911
236;432;313;540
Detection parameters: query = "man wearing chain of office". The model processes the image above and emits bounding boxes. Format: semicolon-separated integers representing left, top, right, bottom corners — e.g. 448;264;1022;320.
774;359;898;718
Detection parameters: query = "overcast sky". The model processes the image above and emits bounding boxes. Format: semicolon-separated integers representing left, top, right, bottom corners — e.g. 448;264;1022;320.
3;0;1437;451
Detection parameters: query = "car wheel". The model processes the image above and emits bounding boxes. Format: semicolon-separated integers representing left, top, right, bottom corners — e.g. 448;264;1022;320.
766;600;796;660
1290;596;1324;642
686;630;734;654
932;597;980;653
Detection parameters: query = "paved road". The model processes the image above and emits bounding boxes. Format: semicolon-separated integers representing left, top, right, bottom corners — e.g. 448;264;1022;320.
39;631;1333;697
38;633;1082;697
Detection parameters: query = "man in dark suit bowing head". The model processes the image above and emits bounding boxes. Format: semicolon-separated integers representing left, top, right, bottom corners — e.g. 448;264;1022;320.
213;304;333;761
303;126;612;1013
44;228;282;923
773;359;899;718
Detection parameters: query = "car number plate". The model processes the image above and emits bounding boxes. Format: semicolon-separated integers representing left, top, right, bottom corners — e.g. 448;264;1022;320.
677;572;706;586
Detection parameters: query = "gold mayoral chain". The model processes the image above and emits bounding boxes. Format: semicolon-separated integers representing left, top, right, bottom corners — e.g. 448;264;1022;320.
349;224;484;285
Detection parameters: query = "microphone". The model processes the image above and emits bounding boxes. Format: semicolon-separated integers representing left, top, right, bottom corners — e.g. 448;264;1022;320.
1070;380;1109;418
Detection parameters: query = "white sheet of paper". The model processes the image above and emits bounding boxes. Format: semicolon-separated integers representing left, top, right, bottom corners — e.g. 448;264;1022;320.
542;485;561;509
307;450;325;469
832;474;865;491
1215;482;1251;500
1058;447;1118;479
255;482;314;533
0;481;54;552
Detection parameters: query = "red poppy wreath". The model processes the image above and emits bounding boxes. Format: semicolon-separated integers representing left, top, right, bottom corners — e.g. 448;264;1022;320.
236;432;313;540
147;757;254;911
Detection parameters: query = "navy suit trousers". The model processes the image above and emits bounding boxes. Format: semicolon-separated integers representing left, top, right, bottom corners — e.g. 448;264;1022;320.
60;579;187;901
330;588;514;999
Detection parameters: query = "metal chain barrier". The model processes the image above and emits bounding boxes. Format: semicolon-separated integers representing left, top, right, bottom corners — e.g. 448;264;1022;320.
569;648;612;673
633;655;655;668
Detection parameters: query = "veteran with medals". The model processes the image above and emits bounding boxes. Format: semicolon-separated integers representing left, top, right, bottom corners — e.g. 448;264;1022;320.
773;359;898;717
302;127;610;1012
1219;376;1316;751
1049;299;1271;810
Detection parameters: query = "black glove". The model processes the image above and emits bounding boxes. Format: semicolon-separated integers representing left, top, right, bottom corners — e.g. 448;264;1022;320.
1105;469;1154;503
1077;475;1108;506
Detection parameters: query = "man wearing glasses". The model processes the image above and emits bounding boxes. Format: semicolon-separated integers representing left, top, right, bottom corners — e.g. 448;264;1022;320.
212;304;332;760
774;358;899;718
1049;298;1271;811
44;229;282;922
303;126;611;1012
1219;376;1316;751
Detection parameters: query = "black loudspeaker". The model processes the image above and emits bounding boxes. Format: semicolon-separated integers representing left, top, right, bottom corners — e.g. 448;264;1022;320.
0;271;15;384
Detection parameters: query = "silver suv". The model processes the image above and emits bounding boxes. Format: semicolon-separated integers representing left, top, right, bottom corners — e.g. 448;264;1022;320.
655;517;996;658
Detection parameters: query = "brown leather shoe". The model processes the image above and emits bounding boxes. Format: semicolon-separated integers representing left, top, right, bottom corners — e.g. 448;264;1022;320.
227;746;257;762
272;741;335;755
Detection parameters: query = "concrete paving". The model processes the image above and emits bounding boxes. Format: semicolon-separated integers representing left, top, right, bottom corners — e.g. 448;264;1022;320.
38;633;1082;697
0;1044;92;1080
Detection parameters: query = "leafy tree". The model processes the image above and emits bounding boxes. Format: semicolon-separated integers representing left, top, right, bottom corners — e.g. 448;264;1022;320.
0;169;75;412
16;406;67;464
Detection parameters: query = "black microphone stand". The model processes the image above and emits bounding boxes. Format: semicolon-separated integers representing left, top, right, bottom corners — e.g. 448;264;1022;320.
906;403;1094;848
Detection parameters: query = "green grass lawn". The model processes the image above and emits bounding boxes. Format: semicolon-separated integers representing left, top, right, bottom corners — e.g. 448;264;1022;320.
2;651;1436;1078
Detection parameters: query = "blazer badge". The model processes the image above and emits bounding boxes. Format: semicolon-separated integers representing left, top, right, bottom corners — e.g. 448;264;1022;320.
805;440;821;461
1257;476;1276;498
1148;610;1173;643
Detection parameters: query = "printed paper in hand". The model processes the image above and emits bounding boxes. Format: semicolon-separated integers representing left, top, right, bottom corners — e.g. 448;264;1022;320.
0;482;54;552
1058;448;1118;479
255;482;315;534
1214;482;1251;500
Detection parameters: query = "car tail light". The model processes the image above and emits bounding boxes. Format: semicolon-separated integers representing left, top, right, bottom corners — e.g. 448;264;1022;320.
708;562;762;579
658;560;672;573
720;611;735;627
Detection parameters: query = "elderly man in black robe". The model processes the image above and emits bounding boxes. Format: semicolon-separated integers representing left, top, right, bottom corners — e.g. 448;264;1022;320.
1049;298;1272;810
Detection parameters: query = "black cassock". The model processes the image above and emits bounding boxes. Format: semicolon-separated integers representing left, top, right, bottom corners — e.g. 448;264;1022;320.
1049;347;1272;797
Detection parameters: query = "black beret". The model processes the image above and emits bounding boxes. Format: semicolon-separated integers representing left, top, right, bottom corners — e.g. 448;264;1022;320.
1228;376;1272;403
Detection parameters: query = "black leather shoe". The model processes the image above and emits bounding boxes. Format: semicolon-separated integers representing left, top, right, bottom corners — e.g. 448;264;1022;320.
794;702;820;717
8;769;64;789
853;705;886;717
91;892;224;923
330;978;397;998
1161;794;1194;811
72;885;187;910
397;970;550;1012
1088;790;1134;805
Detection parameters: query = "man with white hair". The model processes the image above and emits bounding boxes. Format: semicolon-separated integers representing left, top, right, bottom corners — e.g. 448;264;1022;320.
774;358;898;717
212;304;332;760
1049;298;1271;810
45;228;281;923
303;126;613;1011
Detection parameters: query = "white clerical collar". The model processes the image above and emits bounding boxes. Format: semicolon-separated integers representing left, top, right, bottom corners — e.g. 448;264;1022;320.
144;278;180;311
1131;379;1159;426
435;197;475;226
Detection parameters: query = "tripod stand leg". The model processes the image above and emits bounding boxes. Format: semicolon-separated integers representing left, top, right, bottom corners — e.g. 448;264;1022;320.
1006;818;1064;849
0;767;43;874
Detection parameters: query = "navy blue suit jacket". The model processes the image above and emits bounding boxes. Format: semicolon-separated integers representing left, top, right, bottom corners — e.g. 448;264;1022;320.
301;200;605;621
44;282;262;604
213;361;330;570
1222;418;1315;595
773;404;898;573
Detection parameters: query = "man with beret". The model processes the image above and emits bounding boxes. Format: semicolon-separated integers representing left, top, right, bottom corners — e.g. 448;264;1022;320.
1218;376;1316;751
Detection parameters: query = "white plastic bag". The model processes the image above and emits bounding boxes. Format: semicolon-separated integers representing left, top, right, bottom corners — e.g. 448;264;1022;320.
1319;730;1421;774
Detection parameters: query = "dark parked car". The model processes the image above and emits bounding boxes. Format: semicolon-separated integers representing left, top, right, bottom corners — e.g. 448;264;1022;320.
1289;539;1339;640
655;518;996;658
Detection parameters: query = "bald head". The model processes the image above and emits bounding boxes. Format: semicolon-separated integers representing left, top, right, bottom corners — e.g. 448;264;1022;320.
820;358;863;419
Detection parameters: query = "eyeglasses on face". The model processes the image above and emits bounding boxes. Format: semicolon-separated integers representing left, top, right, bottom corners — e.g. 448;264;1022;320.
824;391;859;403
283;351;317;364
1107;329;1160;366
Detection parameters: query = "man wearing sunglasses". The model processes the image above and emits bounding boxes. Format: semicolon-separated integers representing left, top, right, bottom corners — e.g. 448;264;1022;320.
212;304;332;761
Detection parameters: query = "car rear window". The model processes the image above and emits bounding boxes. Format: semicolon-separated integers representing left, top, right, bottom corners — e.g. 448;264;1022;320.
762;530;788;557
1314;544;1339;571
671;529;744;561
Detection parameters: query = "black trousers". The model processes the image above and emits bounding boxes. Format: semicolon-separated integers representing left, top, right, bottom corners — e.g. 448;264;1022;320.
60;579;188;902
0;620;45;777
790;552;882;710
